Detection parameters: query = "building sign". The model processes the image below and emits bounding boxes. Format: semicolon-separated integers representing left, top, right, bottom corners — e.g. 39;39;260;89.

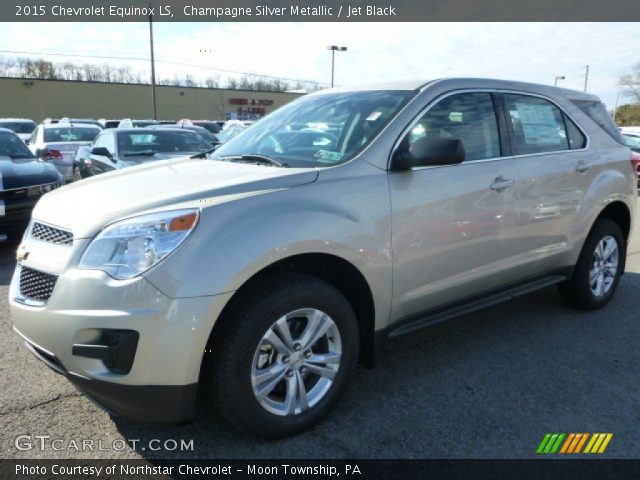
228;98;274;106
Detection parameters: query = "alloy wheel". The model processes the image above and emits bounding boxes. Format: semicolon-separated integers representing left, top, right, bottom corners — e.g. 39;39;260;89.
251;308;342;416
589;235;619;297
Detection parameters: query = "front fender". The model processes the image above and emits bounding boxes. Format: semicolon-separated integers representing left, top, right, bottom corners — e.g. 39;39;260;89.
143;165;392;331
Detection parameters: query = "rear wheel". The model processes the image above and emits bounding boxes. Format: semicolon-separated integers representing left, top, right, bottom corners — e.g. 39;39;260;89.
204;273;359;437
558;219;625;310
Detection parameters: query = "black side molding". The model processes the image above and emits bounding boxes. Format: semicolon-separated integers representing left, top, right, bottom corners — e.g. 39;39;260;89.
387;271;570;339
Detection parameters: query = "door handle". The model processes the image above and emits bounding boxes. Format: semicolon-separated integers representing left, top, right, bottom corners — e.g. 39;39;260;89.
575;161;591;173
490;176;515;192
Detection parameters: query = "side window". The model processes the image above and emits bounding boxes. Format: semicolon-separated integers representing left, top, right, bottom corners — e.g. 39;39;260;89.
504;94;569;155
564;115;586;150
407;92;501;162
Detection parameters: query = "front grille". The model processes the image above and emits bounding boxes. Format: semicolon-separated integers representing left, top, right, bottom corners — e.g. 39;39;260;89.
19;266;58;301
31;222;73;246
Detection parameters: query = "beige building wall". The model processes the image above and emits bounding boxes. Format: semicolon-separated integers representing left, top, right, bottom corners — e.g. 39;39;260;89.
0;77;303;122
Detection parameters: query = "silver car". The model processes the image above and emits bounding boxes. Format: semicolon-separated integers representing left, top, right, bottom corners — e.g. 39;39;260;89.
10;78;637;437
28;121;101;182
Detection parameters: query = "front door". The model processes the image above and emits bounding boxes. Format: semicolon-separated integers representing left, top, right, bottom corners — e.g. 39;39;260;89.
388;91;521;322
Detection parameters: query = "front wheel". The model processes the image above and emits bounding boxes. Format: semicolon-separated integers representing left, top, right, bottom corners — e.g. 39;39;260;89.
72;166;82;182
204;273;359;437
558;219;625;310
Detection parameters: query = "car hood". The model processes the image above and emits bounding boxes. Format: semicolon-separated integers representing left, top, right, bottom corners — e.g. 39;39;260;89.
0;156;60;190
32;156;318;238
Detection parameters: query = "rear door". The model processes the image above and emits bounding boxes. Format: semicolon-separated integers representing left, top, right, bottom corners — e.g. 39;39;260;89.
500;92;592;277
389;91;521;321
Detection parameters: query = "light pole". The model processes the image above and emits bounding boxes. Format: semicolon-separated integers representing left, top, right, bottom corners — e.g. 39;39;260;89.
149;12;157;120
327;45;347;87
554;75;565;87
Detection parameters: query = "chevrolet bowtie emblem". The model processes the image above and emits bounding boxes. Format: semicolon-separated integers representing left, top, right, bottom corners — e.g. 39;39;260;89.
16;245;29;262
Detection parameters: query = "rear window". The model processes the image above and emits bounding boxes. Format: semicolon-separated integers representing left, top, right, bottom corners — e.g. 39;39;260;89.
0;121;36;134
44;127;100;142
0;131;35;159
571;100;625;144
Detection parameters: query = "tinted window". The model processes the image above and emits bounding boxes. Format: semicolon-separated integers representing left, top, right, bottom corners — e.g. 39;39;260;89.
571;99;624;144
504;94;568;155
44;127;100;142
0;131;35;159
117;130;211;155
407;92;501;162
564;114;586;149
0;121;37;134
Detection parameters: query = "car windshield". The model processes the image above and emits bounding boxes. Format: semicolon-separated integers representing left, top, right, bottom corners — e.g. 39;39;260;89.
117;130;212;155
44;127;100;142
623;134;640;149
0;131;35;159
0;121;36;134
211;90;415;167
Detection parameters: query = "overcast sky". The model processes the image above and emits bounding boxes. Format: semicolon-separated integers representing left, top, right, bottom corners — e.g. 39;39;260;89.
1;22;639;108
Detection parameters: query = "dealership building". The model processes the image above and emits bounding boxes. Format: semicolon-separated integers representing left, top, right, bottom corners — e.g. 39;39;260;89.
0;77;303;122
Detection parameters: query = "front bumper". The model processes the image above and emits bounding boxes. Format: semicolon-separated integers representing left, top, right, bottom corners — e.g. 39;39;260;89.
10;258;234;425
17;329;197;425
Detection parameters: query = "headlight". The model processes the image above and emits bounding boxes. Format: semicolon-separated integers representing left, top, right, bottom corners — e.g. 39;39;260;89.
79;209;199;280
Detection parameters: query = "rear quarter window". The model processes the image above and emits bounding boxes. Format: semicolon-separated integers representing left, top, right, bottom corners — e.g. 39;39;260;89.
571;99;625;144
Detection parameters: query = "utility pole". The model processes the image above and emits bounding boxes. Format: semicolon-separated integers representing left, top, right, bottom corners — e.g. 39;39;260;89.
149;11;158;120
583;65;589;92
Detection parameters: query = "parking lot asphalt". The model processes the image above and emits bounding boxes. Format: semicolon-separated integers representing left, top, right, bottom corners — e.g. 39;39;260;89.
1;213;639;460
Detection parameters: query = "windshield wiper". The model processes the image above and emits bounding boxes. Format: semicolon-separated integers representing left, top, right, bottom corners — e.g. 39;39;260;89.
122;150;156;157
223;154;288;168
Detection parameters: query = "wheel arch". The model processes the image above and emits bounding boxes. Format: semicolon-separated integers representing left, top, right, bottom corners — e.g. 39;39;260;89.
204;252;378;370
595;201;632;243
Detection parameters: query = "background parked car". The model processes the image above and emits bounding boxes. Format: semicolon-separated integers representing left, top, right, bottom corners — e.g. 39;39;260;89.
0;118;37;143
0;128;63;241
75;127;212;179
153;124;220;147
28;121;101;182
177;119;221;134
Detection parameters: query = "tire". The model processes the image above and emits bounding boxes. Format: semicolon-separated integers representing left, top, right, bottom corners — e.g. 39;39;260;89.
73;166;82;182
203;273;359;437
558;218;625;310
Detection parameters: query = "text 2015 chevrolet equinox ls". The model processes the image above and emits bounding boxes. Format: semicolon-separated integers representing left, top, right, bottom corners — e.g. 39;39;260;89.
10;79;637;437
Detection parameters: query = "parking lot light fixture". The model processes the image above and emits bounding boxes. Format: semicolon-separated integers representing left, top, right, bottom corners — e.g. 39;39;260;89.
554;75;566;87
327;45;347;87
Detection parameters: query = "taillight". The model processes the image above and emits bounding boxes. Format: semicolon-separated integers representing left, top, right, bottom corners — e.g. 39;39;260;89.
631;151;640;174
40;149;63;161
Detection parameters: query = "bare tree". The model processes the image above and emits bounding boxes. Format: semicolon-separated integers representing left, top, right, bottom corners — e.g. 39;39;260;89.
619;62;640;103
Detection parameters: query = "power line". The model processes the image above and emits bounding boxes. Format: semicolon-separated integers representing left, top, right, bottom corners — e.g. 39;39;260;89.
0;48;328;86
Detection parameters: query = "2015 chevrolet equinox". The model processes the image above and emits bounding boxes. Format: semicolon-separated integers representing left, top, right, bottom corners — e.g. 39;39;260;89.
10;79;637;437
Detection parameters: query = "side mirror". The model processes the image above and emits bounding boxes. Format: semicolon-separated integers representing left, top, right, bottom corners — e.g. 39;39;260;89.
90;147;112;158
392;137;465;171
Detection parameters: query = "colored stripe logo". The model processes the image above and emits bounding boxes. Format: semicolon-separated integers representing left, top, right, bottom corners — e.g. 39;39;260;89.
537;433;613;454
